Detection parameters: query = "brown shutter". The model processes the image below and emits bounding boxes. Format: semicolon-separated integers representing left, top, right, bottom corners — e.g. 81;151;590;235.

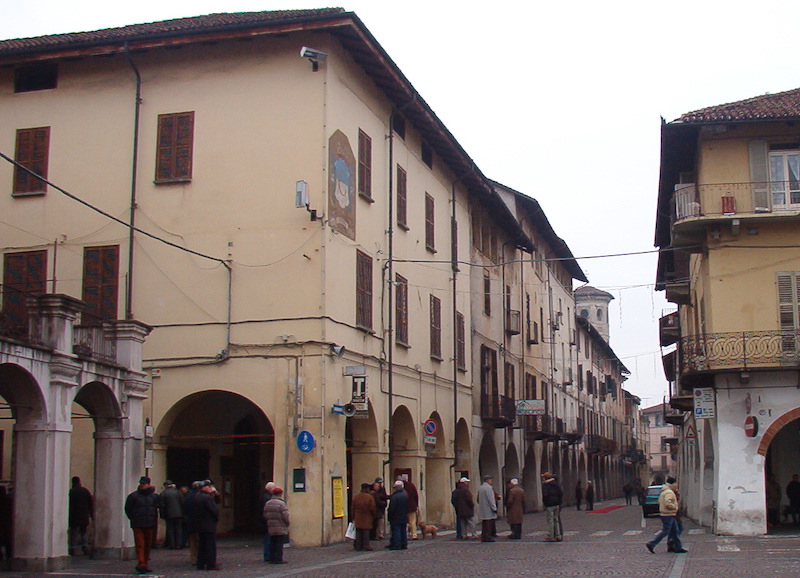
2;250;47;334
156;112;194;182
356;250;373;330
358;130;372;198
456;311;466;370
395;274;408;345
14;127;50;194
82;246;119;325
396;166;407;228
430;294;441;358
425;193;435;250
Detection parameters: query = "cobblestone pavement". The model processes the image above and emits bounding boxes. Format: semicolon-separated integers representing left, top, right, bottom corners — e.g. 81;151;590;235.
19;499;800;577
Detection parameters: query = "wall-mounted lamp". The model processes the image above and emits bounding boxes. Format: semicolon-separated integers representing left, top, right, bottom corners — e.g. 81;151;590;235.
300;46;328;72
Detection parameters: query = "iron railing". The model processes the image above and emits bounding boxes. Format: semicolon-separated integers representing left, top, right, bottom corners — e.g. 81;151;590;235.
73;324;117;364
480;393;516;425
678;330;800;374
585;434;617;455
673;181;800;224
522;414;557;438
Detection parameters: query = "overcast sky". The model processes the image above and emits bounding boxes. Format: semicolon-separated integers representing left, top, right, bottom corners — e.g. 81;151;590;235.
4;1;800;407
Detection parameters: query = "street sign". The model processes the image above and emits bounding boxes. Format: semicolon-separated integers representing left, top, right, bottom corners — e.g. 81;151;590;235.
685;423;696;439
352;375;367;402
744;415;759;437
693;387;715;419
297;430;315;453
516;399;545;416
423;419;437;436
424;435;437;445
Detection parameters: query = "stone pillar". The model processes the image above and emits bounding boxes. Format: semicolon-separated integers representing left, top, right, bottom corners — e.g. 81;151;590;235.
92;431;132;559
111;320;152;372
119;378;151;560
27;294;84;354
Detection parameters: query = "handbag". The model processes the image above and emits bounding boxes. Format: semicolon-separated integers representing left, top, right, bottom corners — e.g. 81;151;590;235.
345;522;356;540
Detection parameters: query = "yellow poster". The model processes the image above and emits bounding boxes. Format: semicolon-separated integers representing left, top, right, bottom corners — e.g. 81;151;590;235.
331;476;344;519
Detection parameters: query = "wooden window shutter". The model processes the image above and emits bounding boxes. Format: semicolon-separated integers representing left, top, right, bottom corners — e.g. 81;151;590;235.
2;250;47;334
82;246;119;325
430;294;441;359
14;127;50;194
777;272;800;353
358;130;372;198
156;112;194;182
397;166;407;228
456;311;466;370
356;250;373;330
395;274;408;345
425;193;435;250
483;270;491;316
749;140;770;211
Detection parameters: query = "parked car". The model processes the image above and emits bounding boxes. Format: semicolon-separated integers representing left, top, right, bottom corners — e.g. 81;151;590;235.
641;484;662;518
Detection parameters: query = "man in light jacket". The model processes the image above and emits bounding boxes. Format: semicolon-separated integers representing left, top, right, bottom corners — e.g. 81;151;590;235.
477;475;497;542
646;480;687;554
263;487;290;564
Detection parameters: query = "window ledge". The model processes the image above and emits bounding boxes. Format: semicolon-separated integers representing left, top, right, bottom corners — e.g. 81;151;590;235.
397;222;410;231
358;192;375;203
396;341;410;350
12;190;46;198
426;245;437;254
430;354;443;362
154;178;192;185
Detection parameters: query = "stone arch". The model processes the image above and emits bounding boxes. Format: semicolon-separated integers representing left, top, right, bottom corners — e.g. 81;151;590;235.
156;390;274;533
522;444;538;511
454;418;471;476
0;362;46;426
757;406;800;456
346;399;380;519
504;442;520;481
424;411;448;525
478;430;500;483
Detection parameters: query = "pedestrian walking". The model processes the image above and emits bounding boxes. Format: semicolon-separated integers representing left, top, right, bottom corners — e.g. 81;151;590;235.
623;482;633;505
159;480;183;550
386;480;409;550
574;481;583;511
506;478;525;539
541;472;563;542
665;476;684;552
124;476;160;575
259;482;276;561
370;478;388;540
351;483;376;551
68;476;93;556
401;473;420;540
454;477;476;539
585;480;595;511
263;487;290;564
451;481;463;538
786;474;800;526
477;475;497;542
182;481;201;566
195;480;220;571
645;478;686;554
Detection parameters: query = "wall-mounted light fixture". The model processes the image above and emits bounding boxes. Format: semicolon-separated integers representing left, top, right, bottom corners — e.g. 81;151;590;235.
300;46;328;72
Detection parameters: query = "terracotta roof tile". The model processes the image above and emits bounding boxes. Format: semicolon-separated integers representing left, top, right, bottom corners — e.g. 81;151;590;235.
0;8;345;55
678;87;800;123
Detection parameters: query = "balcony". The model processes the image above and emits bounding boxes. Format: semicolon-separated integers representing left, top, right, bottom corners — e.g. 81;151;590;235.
522;414;558;440
480;392;516;427
505;309;521;336
560;416;583;444
585;433;617;455
659;311;680;347
671;181;800;248
678;330;800;376
73;323;118;364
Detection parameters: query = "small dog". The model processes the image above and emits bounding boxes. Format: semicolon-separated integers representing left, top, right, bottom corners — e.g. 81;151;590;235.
418;521;438;539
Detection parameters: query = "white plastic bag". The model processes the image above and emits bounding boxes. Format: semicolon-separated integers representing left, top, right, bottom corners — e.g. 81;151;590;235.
345;522;356;540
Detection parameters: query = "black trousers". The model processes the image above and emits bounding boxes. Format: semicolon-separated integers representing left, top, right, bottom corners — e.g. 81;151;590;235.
196;532;217;569
510;523;522;539
270;534;287;562
481;519;496;541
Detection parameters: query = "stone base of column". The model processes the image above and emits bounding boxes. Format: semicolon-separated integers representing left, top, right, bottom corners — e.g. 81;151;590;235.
10;554;71;572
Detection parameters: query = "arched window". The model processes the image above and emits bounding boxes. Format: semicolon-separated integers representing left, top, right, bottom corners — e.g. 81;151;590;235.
580;309;589;318
597;309;603;321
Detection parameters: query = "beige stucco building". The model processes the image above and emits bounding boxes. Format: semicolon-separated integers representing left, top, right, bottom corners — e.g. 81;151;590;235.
656;88;800;535
0;9;643;565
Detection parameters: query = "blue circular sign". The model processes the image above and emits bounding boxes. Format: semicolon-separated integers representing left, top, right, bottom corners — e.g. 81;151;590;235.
297;430;315;453
424;419;437;435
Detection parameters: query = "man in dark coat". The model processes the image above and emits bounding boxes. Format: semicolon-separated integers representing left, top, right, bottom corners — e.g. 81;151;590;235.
159;480;183;549
351;483;377;551
541;472;563;542
259;482;276;562
575;481;583;511
182;481;201;566
401;474;419;540
69;476;93;556
506;478;525;539
195;480;220;571
386;480;409;550
370;478;388;540
787;474;800;526
124;476;160;574
585;480;595;511
454;477;475;539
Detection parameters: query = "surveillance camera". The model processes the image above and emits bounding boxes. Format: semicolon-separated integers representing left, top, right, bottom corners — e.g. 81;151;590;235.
300;46;328;61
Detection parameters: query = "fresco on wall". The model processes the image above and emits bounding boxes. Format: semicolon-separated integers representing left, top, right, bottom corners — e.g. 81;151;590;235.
328;130;356;240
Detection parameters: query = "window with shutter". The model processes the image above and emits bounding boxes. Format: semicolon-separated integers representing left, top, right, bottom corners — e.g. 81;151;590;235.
430;294;441;359
155;112;194;183
425;193;435;251
456;311;466;371
397;165;408;229
358;129;372;200
483;270;491;316
504;362;515;399
82;246;119;325
769;149;800;209
395;274;408;346
13;127;50;195
480;345;498;396
356;250;373;330
2;250;47;336
777;272;800;354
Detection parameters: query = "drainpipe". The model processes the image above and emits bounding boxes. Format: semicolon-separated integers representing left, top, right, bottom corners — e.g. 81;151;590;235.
384;94;416;481
124;45;142;320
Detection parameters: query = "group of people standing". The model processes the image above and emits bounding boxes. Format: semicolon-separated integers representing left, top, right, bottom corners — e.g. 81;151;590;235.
573;479;595;511
766;472;800;526
124;476;221;574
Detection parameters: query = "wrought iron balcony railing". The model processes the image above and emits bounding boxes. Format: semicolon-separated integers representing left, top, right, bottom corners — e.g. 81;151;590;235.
522;414;558;439
672;181;800;223
585;433;617;455
480;393;516;426
678;330;800;374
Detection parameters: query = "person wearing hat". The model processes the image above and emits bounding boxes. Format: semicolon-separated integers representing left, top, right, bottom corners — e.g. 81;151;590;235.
159;480;183;550
351;482;377;551
182;481;202;566
124;476;160;574
259;482;277;562
386;480;409;550
195;480;220;570
453;477;475;539
263;487;290;564
370;477;389;540
477;475;497;542
506;478;525;539
541;472;563;542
